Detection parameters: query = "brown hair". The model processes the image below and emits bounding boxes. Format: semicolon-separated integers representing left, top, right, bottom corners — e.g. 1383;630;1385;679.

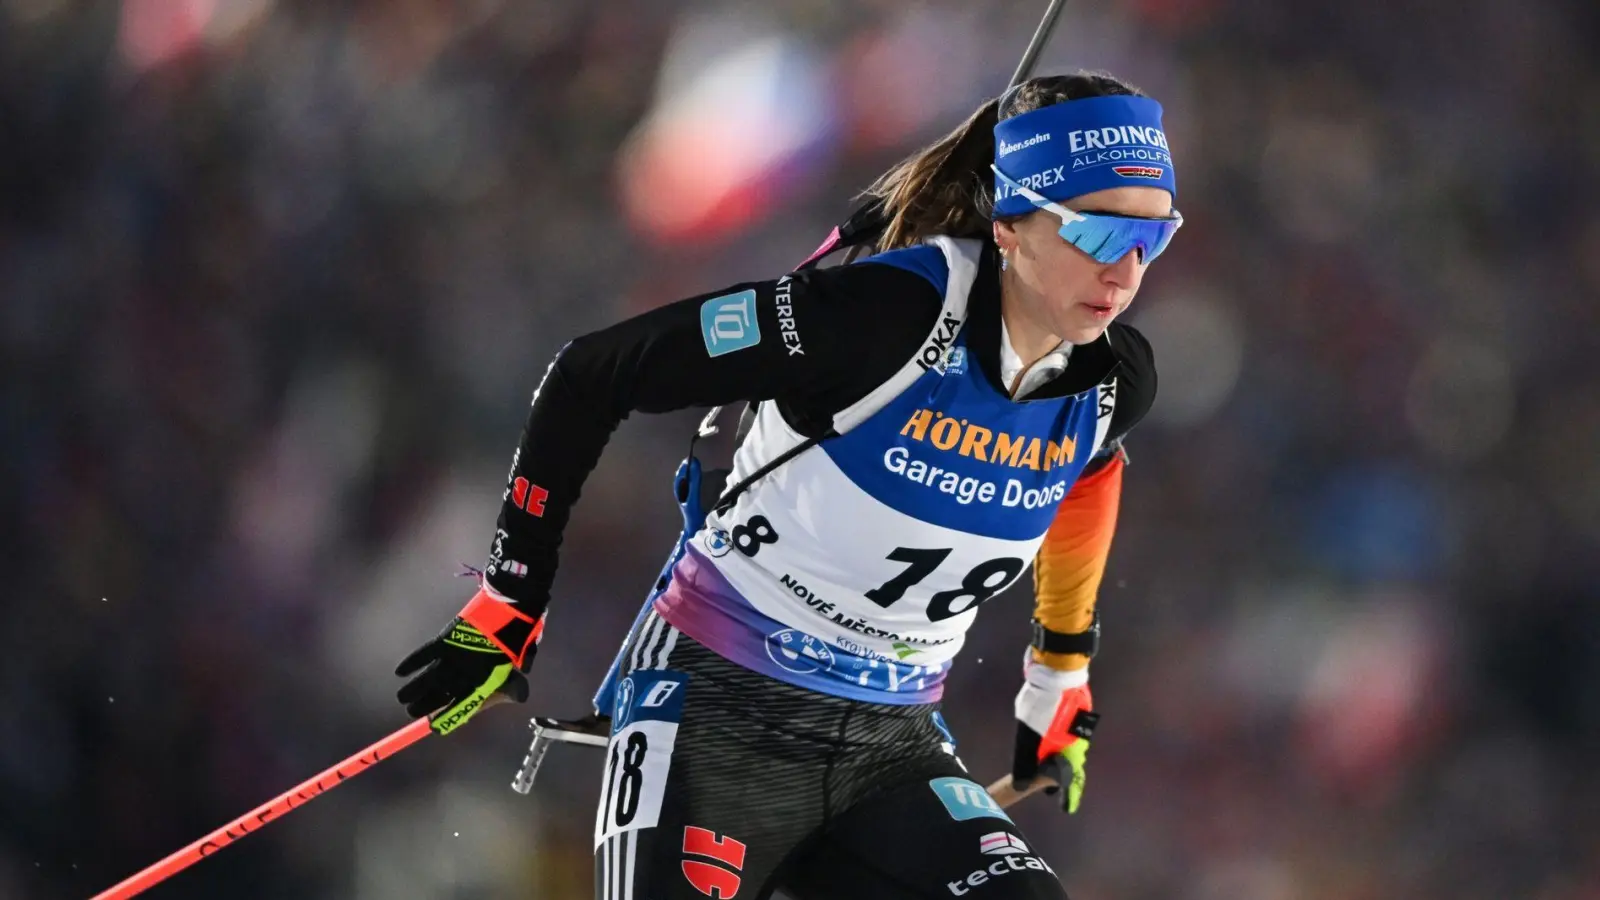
862;71;1146;252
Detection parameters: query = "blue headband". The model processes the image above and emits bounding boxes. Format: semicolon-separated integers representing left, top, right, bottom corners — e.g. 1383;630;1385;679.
991;95;1177;218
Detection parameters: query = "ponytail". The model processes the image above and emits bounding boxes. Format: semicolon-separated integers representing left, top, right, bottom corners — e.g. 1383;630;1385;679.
861;99;1000;252
859;71;1145;253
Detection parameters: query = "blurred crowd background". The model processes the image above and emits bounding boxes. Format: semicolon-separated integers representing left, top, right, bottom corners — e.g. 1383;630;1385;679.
4;0;1598;897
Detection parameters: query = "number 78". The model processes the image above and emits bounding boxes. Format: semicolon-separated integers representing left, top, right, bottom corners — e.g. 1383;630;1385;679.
864;547;1025;622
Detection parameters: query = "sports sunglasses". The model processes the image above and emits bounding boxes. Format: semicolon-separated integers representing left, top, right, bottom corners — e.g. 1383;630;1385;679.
990;164;1183;264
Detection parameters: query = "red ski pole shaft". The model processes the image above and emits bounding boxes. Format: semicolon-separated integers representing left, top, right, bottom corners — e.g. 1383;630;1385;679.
91;717;433;900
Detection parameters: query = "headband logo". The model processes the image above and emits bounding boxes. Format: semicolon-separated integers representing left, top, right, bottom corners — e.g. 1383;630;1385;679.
1066;126;1169;153
991;98;1177;215
998;132;1051;157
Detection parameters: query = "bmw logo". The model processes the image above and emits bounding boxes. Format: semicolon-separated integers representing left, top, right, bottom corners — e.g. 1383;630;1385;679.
765;628;836;675
704;529;733;557
613;676;635;728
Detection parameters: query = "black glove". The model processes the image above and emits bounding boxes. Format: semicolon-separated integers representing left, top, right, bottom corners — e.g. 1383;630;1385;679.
1012;710;1098;813
1011;657;1098;813
395;581;543;735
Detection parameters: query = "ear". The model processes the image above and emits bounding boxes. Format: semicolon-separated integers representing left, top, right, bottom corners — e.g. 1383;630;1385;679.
993;218;1019;256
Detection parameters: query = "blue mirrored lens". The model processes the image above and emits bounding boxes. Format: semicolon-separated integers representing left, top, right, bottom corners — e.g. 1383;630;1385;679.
990;164;1181;264
1057;212;1181;264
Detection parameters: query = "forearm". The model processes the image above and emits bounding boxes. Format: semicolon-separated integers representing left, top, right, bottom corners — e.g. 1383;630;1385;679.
484;351;619;615
1030;449;1125;671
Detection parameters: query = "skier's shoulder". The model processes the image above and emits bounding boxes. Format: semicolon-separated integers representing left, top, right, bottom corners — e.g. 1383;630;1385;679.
755;243;956;429
784;243;950;366
851;244;952;296
1101;319;1157;443
1104;319;1154;379
802;243;948;322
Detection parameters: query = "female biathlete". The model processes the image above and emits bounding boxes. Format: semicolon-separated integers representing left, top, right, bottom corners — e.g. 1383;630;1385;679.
395;70;1180;899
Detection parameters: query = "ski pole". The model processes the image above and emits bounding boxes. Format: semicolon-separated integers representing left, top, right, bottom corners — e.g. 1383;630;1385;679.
91;717;433;899
986;772;1059;809
1009;0;1070;88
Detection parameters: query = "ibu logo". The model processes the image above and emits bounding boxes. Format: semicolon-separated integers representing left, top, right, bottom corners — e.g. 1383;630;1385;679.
938;346;966;376
700;290;761;357
930;776;1013;823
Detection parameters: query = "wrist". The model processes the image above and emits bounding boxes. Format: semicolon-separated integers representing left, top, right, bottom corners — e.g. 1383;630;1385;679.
458;578;545;668
1022;649;1089;691
1016;651;1092;740
1029;648;1092;674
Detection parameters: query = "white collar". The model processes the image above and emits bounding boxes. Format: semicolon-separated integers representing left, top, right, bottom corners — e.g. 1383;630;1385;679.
1000;319;1072;400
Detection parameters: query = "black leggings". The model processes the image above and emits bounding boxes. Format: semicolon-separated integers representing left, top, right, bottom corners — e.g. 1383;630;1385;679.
592;611;1069;900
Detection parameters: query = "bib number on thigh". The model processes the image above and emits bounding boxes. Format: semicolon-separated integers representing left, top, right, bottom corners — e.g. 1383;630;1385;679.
593;670;688;849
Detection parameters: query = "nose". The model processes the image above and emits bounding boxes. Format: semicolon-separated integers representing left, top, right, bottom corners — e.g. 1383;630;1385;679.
1100;249;1142;290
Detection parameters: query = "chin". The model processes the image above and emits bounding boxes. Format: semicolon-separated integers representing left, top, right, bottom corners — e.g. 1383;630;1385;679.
1061;322;1112;345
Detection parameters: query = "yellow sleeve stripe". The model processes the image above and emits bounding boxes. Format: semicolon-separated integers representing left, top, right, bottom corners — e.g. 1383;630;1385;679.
1031;453;1125;670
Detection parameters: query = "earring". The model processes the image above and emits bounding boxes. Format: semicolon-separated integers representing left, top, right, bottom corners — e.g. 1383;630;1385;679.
1000;249;1010;271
